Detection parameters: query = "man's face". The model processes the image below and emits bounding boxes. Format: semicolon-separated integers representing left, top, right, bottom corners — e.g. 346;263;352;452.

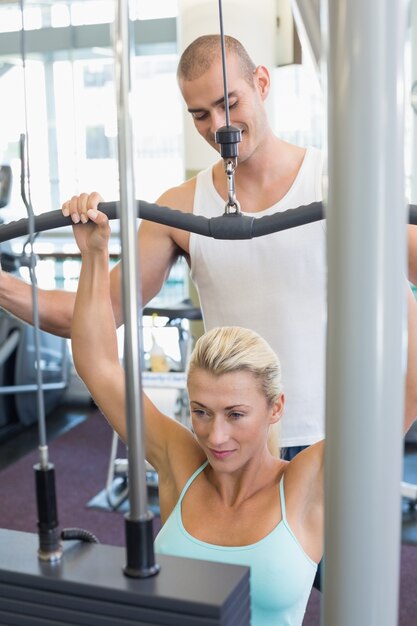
179;55;269;162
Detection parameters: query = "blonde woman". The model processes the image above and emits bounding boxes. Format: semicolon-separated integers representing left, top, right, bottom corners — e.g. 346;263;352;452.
71;208;417;626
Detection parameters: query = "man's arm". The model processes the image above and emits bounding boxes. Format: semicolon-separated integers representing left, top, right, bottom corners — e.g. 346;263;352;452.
0;184;191;337
77;188;190;326
0;270;76;338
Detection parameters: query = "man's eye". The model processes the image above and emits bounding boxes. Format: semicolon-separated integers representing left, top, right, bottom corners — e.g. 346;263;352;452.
222;100;238;111
192;112;208;121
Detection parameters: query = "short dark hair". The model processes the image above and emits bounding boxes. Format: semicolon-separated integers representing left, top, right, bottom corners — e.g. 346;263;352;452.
177;34;256;85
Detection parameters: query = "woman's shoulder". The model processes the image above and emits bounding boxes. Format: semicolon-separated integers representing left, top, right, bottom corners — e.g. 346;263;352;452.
158;438;207;521
282;442;324;562
159;421;207;493
281;442;324;524
283;441;324;486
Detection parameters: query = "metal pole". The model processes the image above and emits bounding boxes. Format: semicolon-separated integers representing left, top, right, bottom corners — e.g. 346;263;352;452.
114;0;159;578
290;0;321;71
324;2;407;625
411;0;417;202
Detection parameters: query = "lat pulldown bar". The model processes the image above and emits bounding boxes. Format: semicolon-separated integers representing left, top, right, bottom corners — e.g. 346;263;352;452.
0;200;416;244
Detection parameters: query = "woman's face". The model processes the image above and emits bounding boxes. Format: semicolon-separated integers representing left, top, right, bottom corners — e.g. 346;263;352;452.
188;367;283;471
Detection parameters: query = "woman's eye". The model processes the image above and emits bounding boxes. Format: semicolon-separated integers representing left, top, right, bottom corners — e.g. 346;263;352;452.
192;409;208;418
229;412;244;420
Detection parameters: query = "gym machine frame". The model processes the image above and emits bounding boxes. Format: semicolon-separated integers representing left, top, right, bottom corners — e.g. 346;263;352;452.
0;2;413;626
0;2;250;625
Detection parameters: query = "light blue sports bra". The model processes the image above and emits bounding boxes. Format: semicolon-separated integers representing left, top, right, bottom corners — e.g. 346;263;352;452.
154;461;317;626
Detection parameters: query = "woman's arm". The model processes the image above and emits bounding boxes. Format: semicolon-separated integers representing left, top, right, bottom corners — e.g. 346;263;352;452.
407;225;417;287
71;210;126;435
288;284;417;561
70;209;198;475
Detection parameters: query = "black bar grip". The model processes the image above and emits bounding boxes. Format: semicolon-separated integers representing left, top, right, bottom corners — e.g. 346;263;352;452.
0;200;415;244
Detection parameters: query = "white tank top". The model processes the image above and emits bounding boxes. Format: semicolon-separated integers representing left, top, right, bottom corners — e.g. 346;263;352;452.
189;147;326;447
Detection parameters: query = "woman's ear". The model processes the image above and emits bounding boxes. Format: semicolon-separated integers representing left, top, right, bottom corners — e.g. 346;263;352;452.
270;393;285;425
254;65;271;100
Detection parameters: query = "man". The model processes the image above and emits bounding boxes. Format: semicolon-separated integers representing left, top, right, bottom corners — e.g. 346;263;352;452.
0;34;409;460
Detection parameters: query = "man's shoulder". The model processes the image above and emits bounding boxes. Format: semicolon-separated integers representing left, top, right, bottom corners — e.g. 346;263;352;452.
156;177;197;214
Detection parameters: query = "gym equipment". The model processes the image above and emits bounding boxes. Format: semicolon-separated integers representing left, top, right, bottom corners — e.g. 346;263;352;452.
214;0;242;214
0;164;69;438
324;2;407;625
0;1;411;624
0;197;415;243
143;300;203;364
0;311;21;431
0;528;250;626
0;1;251;624
0;164;12;209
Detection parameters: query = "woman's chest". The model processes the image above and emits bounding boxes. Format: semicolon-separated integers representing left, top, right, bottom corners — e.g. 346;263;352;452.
180;482;281;547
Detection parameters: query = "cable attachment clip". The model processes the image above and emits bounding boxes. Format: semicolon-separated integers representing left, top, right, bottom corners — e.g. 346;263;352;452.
224;159;241;214
214;124;242;215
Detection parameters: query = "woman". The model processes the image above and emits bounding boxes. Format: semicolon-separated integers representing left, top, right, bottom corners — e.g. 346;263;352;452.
70;207;417;626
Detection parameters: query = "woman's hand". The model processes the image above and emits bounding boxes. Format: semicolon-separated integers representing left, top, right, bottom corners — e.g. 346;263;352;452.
62;192;110;256
73;208;111;255
61;191;103;224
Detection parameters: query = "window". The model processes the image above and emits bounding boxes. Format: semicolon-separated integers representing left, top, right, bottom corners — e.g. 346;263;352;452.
0;2;185;305
86;125;116;159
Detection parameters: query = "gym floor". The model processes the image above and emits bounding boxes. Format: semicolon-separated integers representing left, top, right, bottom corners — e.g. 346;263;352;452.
0;404;88;472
